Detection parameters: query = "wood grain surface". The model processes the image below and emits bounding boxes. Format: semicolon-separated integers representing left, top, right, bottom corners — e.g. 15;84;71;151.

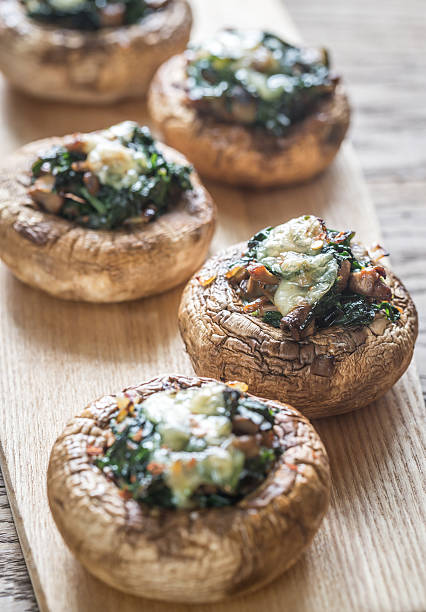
0;0;425;611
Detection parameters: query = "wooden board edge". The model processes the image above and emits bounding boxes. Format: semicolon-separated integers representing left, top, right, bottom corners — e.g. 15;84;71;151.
0;441;48;612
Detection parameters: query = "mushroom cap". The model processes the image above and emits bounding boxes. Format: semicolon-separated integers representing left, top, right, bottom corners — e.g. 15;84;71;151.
0;0;192;104
0;137;216;302
47;374;330;603
148;54;351;187
178;244;418;418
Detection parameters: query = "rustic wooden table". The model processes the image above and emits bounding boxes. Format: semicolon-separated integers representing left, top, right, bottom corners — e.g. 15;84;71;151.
1;0;425;610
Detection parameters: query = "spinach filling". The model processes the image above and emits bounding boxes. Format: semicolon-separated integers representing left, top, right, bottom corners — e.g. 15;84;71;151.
22;0;164;30
94;383;281;509
311;290;400;330
227;216;401;336
302;229;400;330
30;123;192;230
186;29;337;136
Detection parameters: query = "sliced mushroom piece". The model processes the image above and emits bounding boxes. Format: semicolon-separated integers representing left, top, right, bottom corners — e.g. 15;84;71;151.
260;430;275;448
231;434;261;457
280;303;313;340
63;193;87;205
28;175;63;214
349;266;392;301
71;160;91;173
232;415;260;435
83;172;100;196
245;276;264;298
247;263;280;285
226;265;249;285
368;243;389;264
336;259;351;292
243;296;270;313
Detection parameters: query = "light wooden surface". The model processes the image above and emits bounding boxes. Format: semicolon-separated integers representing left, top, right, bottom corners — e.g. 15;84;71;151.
0;0;425;610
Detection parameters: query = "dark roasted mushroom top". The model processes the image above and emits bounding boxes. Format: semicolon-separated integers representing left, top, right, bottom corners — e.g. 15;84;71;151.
185;29;338;136
28;121;192;230
225;215;401;339
89;380;281;509
22;0;169;30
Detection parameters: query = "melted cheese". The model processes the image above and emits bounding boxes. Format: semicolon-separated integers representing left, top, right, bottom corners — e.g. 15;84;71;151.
141;383;244;508
273;252;338;315
81;121;148;190
48;0;86;9
257;215;324;258
256;215;338;316
200;29;264;63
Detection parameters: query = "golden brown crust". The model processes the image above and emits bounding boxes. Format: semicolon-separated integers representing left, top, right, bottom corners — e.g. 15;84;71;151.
0;138;216;302
148;54;351;187
0;0;192;104
178;244;418;418
47;374;330;603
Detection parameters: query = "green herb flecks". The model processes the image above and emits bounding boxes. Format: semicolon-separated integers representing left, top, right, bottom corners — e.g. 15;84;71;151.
262;310;282;328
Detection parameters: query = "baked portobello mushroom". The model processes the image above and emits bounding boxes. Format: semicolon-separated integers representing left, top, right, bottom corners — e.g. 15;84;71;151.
0;0;192;104
0;121;215;302
47;374;330;603
148;28;350;187
179;215;418;418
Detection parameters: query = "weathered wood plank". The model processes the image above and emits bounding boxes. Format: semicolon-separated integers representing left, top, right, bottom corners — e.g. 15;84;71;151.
1;0;425;610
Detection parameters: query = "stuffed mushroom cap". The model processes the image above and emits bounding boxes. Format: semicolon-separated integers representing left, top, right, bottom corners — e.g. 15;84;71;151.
47;374;330;603
178;233;418;418
148;41;350;187
0;125;215;302
0;0;192;104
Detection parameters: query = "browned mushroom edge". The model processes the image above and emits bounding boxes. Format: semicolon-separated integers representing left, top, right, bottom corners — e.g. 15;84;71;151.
148;53;350;187
47;374;330;603
0;138;216;302
178;244;418;418
0;0;192;104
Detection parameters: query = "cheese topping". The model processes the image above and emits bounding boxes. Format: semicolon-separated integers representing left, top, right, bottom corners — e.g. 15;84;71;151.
140;383;245;508
81;121;148;190
200;29;267;63
256;215;339;316
191;30;282;102
39;0;85;10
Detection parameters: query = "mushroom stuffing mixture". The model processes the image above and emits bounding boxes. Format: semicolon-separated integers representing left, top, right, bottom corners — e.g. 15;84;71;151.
23;0;169;30
226;215;401;340
29;121;192;229
91;382;281;509
185;29;338;136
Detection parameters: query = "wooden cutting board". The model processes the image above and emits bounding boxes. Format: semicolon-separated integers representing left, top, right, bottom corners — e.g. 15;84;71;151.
0;1;425;611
